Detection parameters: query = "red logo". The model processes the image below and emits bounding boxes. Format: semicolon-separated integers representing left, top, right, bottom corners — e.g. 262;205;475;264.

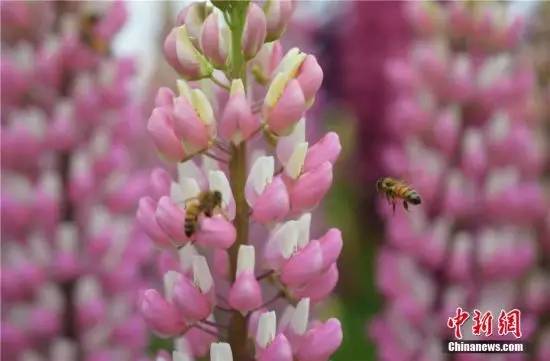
447;308;522;339
498;309;522;339
447;307;470;339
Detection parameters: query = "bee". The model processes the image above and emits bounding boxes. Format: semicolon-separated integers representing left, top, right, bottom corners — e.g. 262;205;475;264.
79;13;108;55
184;190;223;237
376;177;422;213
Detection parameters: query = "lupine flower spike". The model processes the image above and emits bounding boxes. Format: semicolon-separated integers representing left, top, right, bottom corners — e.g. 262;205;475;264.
139;1;343;359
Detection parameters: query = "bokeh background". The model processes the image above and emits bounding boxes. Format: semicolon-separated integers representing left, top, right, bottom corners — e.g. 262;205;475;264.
2;1;549;361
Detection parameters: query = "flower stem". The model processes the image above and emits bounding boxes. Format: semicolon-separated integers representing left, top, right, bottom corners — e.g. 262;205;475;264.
226;2;251;358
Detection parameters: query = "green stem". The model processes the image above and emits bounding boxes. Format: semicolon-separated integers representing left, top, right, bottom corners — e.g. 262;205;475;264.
226;3;251;359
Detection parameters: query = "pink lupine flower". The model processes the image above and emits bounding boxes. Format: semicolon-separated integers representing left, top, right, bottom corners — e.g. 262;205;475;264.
229;245;263;313
201;11;229;68
246;156;289;223
263;0;295;41
242;3;267;60
139;289;187;337
138;2;342;359
220;79;260;144
256;311;293;361
164;25;213;80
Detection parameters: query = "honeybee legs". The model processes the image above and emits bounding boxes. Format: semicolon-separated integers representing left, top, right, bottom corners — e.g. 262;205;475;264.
403;201;409;211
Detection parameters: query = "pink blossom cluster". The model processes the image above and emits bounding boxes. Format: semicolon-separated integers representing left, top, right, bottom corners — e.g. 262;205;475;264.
369;2;549;361
137;1;343;360
1;2;154;360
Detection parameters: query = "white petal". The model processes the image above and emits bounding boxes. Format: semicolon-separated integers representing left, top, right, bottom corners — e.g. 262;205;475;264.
202;154;220;173
178;160;203;184
247;156;274;195
179;244;198;272
172;350;192;361
192;88;215;125
172;178;201;205
256;311;277;348
163;271;181;302
209;170;233;207
285;142;308;179
290;298;310;335
236;245;255;276
276;118;306;164
193;255;214;293
210;342;233;361
265;220;299;260
296;213;311;248
278;305;295;333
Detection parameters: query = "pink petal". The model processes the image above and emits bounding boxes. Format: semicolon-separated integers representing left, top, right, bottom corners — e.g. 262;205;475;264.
195;215;236;249
252;176;290;223
303;132;341;172
280;241;323;287
228;272;263;313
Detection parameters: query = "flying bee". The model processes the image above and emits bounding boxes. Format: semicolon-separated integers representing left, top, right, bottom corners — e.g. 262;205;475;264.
376;177;422;213
184;190;223;237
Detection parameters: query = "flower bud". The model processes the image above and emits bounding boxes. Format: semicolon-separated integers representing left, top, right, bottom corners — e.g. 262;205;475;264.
263;0;295;41
303;132;341;172
220;79;259;144
292;263;338;303
155;87;175;109
246;156;289;223
256;311;292;361
296;55;323;106
139;289;186;337
243;3;267;59
295;318;343;361
164;25;213;80
264;78;305;136
176;2;213;47
317;229;343;270
288;162;333;213
200;11;229;68
251;41;283;84
229;245;262;313
147;107;185;162
280;240;323;287
170;270;212;323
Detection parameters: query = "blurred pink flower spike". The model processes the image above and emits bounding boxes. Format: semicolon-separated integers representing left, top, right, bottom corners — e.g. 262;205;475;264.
139;289;187;337
170;255;214;322
220;79;260;144
256;311;293;361
164;24;213;80
200;10;229;68
263;0;295;41
246;156;289;223
295;318;343;361
229;245;263;314
242;3;267;60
